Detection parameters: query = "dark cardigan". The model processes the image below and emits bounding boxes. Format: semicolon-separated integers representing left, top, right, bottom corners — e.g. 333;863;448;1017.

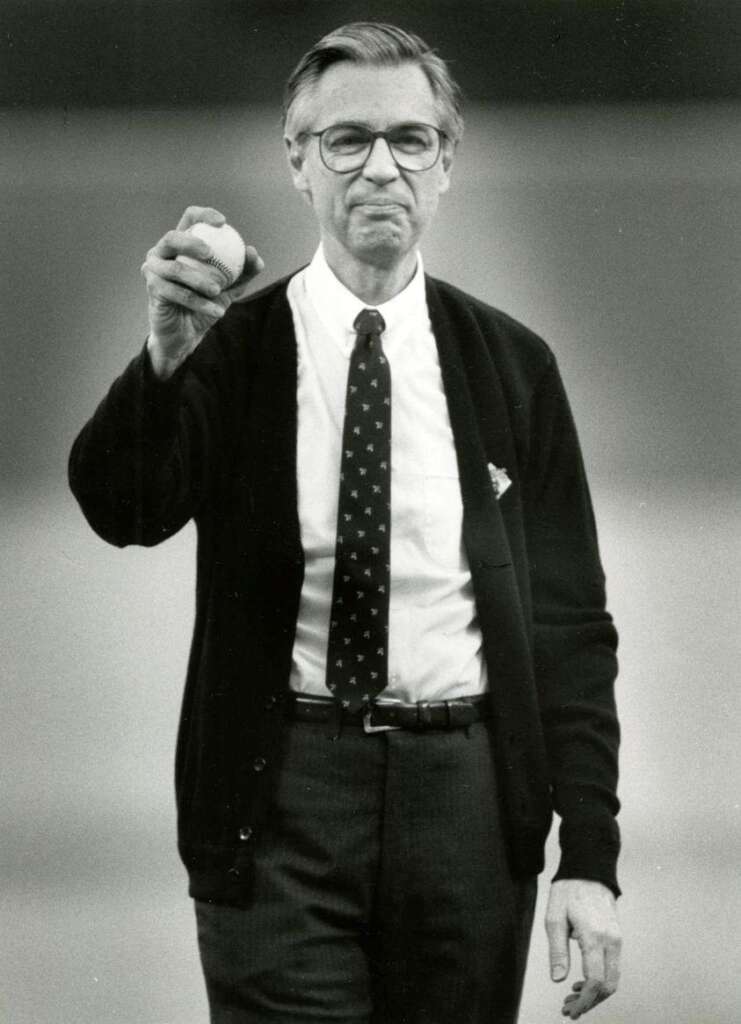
69;273;621;902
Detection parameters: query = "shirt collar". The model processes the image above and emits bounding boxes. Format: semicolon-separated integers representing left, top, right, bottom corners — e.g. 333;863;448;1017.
304;244;426;352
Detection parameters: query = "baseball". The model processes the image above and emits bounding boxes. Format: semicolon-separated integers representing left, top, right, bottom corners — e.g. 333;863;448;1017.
180;221;247;290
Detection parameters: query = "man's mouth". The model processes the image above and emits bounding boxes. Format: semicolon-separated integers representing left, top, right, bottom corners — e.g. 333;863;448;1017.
352;200;406;213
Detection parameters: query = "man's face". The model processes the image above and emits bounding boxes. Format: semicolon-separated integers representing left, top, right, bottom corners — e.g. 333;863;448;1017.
287;62;453;273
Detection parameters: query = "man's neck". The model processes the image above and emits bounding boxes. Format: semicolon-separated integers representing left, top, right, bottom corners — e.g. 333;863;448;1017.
322;243;419;306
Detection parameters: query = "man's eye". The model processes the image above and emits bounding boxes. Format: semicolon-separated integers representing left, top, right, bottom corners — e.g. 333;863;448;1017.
326;128;368;152
391;127;432;153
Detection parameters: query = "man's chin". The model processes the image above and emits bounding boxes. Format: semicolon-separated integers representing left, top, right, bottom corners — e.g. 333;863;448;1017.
350;226;411;266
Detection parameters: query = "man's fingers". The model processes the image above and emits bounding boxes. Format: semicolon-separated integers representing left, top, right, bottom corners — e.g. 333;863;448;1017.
244;245;265;276
176;206;226;231
604;929;622;993
581;941;605;989
224;246;265;303
142;253;221;299
545;914;571;983
148;277;224;321
561;976;603;1019
562;980;612;1019
560;940;618;1019
151;230;213;262
575;942;606;1015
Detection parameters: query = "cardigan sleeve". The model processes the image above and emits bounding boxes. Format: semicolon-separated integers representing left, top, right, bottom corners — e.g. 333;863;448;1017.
68;327;242;548
523;355;621;897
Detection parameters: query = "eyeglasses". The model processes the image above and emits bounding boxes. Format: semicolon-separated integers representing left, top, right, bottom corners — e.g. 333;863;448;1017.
302;122;448;173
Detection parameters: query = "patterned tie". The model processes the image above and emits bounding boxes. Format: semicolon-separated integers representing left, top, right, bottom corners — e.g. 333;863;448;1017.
325;308;391;712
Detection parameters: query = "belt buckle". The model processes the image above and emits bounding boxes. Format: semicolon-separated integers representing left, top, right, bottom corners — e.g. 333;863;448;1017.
363;700;403;734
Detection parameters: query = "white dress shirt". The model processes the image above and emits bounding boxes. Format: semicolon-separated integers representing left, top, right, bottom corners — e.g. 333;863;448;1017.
287;246;487;702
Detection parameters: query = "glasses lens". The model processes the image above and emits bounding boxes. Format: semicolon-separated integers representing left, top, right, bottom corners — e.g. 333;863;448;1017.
388;124;440;170
320;124;442;172
321;125;373;171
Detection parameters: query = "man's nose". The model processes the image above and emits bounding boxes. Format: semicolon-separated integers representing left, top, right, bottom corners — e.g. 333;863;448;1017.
362;137;400;182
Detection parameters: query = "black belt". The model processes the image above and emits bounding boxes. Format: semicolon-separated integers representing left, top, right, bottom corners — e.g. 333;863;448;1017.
284;692;490;732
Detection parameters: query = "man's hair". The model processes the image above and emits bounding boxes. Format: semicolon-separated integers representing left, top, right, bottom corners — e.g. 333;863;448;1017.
282;22;464;145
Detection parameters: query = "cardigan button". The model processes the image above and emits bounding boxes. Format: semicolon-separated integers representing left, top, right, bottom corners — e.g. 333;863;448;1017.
238;825;253;841
253;756;267;773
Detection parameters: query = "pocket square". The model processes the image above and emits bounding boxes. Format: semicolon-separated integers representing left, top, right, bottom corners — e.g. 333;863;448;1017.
487;463;511;499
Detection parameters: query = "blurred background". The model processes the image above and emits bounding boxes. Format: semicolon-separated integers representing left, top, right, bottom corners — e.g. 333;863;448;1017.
1;1;739;1021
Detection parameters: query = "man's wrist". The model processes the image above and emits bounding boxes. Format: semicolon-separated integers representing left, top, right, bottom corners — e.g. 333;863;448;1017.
146;333;195;381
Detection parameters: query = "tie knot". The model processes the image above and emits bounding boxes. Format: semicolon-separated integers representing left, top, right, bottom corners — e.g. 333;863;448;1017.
353;308;386;340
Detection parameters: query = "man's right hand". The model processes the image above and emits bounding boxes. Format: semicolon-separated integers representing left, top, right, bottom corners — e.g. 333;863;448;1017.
141;206;264;379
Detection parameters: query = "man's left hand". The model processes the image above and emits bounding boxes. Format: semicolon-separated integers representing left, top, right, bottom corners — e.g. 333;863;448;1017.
545;878;621;1019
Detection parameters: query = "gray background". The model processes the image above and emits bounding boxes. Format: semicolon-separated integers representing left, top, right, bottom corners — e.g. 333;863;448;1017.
2;2;740;1022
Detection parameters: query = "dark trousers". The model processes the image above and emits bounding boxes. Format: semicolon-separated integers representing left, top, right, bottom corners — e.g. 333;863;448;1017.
195;718;536;1024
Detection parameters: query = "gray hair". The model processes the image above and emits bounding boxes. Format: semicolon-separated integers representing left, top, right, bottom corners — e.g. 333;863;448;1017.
283;22;464;145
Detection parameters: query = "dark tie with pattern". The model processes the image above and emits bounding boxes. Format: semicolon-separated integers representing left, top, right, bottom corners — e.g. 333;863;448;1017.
325;308;391;712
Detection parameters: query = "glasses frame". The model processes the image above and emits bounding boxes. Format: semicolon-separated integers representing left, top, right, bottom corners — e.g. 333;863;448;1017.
300;121;449;174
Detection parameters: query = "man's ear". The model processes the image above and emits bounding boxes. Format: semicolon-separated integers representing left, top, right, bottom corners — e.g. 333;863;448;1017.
285;136;312;201
437;141;455;196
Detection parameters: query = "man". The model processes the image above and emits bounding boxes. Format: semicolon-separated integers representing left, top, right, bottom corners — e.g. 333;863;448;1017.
69;22;621;1024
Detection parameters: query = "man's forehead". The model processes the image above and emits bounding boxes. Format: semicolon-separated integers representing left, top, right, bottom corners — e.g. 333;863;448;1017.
302;62;439;128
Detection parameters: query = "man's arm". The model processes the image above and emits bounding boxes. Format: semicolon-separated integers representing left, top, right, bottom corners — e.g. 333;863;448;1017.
68;206;263;546
522;355;622;1018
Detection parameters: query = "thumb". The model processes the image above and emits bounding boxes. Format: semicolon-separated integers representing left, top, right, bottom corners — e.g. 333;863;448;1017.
547;916;570;982
225;248;265;304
